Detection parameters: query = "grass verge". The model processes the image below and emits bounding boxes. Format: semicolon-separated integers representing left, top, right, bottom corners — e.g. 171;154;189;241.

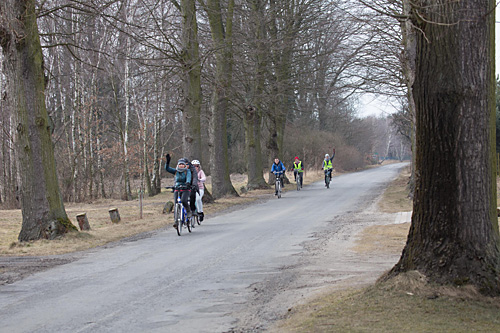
276;166;500;332
280;273;500;332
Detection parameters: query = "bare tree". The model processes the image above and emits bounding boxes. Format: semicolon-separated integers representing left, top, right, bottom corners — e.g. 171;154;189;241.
0;0;76;240
199;0;238;198
387;0;500;295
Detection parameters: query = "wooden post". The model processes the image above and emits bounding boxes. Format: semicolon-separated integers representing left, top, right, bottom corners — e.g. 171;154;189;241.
76;213;90;231
139;189;143;219
109;208;121;223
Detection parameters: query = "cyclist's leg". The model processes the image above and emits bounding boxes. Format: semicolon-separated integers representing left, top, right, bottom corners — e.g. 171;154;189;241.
197;189;204;221
189;190;197;213
196;189;204;213
180;191;192;217
294;170;297;181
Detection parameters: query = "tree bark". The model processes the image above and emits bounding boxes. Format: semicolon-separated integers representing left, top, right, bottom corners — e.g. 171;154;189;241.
180;0;202;161
401;0;417;194
388;0;500;295
203;0;238;198
245;0;268;190
0;0;76;240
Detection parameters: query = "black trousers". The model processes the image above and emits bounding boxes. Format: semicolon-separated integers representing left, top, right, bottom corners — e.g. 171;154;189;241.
174;190;191;213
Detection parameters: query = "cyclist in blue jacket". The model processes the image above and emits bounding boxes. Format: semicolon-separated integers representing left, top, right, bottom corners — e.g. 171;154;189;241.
271;158;286;195
165;154;192;227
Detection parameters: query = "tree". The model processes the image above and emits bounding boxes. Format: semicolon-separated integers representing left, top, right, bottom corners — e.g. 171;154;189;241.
387;0;500;295
178;0;203;161
242;0;269;190
0;0;76;240
200;0;238;198
496;77;500;153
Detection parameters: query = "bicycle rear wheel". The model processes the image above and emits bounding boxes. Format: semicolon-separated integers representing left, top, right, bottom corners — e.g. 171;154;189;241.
195;213;201;225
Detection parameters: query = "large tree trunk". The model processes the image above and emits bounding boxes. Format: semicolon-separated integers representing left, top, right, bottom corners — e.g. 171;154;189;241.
245;0;268;191
0;0;76;240
388;0;500;295
401;0;417;195
180;0;202;161
204;0;238;199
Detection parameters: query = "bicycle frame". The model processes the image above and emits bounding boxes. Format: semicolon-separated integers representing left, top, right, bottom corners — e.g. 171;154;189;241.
274;173;282;198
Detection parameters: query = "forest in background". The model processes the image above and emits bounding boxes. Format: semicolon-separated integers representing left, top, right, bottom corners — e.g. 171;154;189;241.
0;0;411;208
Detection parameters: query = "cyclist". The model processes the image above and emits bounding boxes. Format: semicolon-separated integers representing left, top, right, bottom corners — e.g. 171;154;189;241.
165;154;192;228
186;159;199;227
291;156;304;188
191;159;206;222
322;149;335;187
271;158;286;195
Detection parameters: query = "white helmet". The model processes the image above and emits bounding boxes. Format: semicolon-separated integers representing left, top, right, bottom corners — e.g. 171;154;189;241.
325;154;329;158
191;159;200;166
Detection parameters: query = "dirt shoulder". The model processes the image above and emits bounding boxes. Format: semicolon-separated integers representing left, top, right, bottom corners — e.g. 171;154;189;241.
230;190;410;331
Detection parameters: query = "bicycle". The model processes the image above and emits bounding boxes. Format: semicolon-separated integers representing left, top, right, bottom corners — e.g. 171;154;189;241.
324;169;332;189
274;172;282;198
166;186;193;236
295;171;302;191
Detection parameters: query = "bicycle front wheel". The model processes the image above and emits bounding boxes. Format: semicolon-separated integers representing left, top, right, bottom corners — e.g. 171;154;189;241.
278;182;281;198
174;204;182;236
177;206;184;236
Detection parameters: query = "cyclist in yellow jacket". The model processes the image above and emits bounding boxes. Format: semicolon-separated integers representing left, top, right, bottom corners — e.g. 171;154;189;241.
291;156;304;188
322;149;335;187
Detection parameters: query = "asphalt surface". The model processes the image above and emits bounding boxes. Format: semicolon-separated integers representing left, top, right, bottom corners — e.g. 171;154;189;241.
0;163;407;332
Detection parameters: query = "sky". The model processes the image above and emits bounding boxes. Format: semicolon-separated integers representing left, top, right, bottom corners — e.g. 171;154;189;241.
359;7;500;118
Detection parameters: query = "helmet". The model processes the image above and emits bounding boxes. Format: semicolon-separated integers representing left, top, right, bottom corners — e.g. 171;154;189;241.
325;154;329;158
294;156;299;160
191;159;200;165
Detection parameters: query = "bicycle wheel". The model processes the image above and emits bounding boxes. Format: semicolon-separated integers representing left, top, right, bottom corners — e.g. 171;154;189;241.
195;213;201;225
174;204;182;236
278;181;281;198
326;175;330;189
296;176;300;191
186;213;192;233
176;205;183;236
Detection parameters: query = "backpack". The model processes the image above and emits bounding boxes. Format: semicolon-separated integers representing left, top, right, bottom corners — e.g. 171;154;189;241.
187;160;199;191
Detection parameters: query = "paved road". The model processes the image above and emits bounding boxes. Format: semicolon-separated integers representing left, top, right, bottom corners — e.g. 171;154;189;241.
0;163;407;332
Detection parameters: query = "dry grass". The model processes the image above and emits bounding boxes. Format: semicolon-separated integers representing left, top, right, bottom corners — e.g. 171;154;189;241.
280;272;500;333
352;223;410;255
378;166;413;213
275;168;500;332
0;171;325;256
